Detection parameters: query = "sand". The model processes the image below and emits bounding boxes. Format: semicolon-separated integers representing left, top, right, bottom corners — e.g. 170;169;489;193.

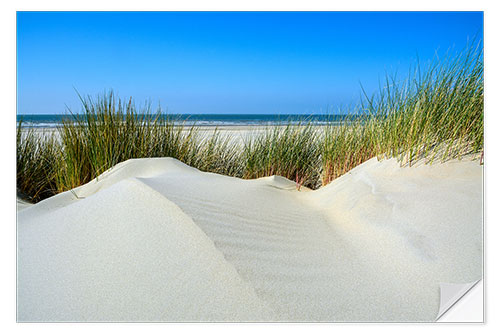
24;125;325;147
17;156;483;322
16;197;33;211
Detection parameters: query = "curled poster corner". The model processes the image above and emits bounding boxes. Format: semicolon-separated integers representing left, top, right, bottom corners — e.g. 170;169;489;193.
436;280;481;321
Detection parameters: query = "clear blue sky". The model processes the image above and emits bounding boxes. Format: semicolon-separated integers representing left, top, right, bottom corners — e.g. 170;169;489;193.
17;11;483;114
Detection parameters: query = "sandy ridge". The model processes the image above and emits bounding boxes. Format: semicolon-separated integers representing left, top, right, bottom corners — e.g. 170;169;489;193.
17;157;483;321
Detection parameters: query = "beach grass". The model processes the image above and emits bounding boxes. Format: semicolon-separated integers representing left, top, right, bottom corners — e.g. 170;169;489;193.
243;124;321;189
16;44;483;202
16;123;59;202
55;93;195;192
320;44;483;185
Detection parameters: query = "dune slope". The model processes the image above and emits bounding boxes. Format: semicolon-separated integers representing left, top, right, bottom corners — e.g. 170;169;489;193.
17;157;483;322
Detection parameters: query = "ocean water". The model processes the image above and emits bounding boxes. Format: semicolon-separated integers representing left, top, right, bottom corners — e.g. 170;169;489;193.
16;114;349;128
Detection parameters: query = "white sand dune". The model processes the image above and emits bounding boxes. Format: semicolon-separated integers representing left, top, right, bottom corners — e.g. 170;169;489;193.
17;157;483;322
16;198;33;211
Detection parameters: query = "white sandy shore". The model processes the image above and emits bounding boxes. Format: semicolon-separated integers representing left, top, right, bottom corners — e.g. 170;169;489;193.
25;125;295;138
17;157;483;322
22;125;327;147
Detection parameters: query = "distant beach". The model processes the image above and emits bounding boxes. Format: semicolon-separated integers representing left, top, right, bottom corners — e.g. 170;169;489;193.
17;113;347;128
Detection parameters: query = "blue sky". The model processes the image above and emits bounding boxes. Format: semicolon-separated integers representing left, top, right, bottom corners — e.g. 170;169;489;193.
17;11;483;114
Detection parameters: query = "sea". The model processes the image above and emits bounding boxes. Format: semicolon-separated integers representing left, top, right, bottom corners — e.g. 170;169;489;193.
17;114;350;128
